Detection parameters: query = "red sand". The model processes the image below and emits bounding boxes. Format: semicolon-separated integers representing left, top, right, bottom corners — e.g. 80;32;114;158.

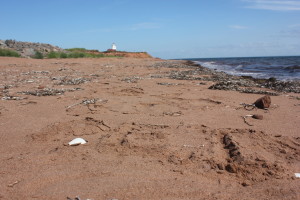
0;57;299;200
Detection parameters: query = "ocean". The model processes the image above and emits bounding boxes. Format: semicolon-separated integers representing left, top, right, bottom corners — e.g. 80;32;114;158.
186;56;300;81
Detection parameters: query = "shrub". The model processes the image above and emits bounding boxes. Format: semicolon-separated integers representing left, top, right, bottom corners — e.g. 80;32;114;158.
47;51;60;58
60;52;68;58
46;48;119;59
68;52;85;58
33;51;43;59
0;48;20;57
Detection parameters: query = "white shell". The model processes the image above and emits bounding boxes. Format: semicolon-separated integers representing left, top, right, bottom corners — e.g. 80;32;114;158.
295;173;300;178
68;138;87;146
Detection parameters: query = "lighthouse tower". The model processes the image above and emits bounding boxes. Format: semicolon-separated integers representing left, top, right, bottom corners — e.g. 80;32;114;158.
111;43;117;51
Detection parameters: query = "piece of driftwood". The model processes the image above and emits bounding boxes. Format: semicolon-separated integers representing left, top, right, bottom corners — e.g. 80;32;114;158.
242;114;263;126
66;98;107;111
66;98;99;110
242;115;254;126
8;180;20;187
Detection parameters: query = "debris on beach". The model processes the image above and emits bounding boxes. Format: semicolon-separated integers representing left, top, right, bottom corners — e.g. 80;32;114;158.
242;114;264;126
65;98;106;110
66;196;93;200
254;95;271;109
252;114;263;120
262;81;300;93
19;88;83;96
57;77;90;85
7;180;20;187
68;138;87;146
20;88;66;96
240;95;272;110
121;76;143;83
2;96;26;101
157;82;181;86
163;111;182;116
208;81;279;96
242;115;254;126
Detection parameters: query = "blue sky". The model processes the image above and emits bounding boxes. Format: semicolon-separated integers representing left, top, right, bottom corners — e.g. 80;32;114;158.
1;0;300;59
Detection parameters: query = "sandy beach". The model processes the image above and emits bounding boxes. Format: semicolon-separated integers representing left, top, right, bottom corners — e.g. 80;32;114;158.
0;57;299;200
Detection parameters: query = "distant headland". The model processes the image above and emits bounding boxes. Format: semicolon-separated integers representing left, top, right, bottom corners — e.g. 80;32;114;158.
0;39;152;59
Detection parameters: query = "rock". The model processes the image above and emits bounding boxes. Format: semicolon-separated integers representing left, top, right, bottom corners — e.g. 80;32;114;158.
241;181;251;187
279;149;287;154
0;40;7;48
37;85;45;90
225;163;237;173
22;48;35;57
1;39;65;58
254;95;271;109
217;163;225;170
252;114;263;120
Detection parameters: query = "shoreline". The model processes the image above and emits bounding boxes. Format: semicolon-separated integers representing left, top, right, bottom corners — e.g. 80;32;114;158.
183;60;300;94
181;56;300;82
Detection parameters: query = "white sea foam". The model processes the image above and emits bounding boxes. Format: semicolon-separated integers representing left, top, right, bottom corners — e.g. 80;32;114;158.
193;56;300;81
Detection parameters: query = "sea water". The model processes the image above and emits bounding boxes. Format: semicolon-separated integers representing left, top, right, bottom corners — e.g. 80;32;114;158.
187;56;300;81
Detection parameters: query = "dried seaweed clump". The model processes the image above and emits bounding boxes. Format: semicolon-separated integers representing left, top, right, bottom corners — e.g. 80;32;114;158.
57;77;90;85
209;81;279;96
19;88;83;96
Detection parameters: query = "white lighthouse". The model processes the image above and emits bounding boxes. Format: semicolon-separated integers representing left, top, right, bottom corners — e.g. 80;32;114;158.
111;43;117;51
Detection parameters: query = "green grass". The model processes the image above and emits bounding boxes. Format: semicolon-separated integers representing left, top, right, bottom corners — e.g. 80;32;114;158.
47;51;61;58
60;52;68;58
0;48;118;59
0;48;20;57
46;50;115;59
65;48;87;52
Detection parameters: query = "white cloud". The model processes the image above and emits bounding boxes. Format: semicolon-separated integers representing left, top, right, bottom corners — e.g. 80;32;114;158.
229;25;249;29
243;0;300;11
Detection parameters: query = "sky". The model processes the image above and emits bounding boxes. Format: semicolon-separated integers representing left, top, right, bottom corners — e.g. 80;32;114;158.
1;0;300;59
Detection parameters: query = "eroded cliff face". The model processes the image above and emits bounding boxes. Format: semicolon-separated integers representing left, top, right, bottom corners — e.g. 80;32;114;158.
101;51;153;58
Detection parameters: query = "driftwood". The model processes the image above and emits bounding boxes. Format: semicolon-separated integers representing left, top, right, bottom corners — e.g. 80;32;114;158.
242;114;263;126
242;115;254;126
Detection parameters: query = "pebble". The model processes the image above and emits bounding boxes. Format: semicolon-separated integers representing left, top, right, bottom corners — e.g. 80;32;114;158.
252;114;263;120
225;163;237;173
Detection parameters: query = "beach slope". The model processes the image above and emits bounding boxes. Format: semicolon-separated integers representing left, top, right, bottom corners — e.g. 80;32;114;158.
0;57;299;200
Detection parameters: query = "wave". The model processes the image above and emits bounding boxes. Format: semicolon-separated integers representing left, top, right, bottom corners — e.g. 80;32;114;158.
192;56;300;81
284;65;300;70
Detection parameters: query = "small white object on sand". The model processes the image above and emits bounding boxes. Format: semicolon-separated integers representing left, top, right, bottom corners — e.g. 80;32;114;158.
68;138;87;146
295;173;300;178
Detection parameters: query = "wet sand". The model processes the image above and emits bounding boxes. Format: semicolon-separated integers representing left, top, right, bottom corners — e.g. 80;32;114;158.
0;57;299;200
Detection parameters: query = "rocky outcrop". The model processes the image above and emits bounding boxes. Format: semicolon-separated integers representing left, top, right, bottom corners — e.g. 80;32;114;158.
0;39;65;58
